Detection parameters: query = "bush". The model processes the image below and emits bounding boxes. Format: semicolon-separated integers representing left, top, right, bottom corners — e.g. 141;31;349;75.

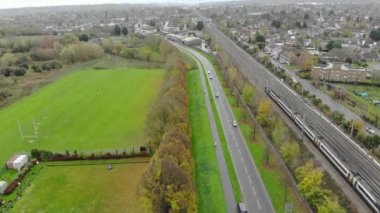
369;28;380;41
13;68;26;76
0;67;12;76
31;64;42;72
41;62;52;71
17;62;29;69
78;34;90;42
120;48;138;59
49;60;62;69
0;90;12;101
31;48;58;61
331;111;345;125
0;67;26;77
140;146;148;153
312;98;322;107
31;149;54;161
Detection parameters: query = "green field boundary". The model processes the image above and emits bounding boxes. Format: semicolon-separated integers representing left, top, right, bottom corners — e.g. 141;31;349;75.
188;68;227;213
43;159;150;167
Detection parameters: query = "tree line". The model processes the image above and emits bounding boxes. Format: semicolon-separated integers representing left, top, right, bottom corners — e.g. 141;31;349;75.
138;39;197;212
0;34;104;78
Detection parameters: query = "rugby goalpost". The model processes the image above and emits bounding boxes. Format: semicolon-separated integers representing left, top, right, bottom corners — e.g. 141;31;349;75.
17;117;39;143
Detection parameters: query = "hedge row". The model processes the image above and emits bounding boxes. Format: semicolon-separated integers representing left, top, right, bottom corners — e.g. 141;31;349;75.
30;148;150;162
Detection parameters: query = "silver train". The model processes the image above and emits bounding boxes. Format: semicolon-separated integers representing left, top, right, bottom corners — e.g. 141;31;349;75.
265;86;380;213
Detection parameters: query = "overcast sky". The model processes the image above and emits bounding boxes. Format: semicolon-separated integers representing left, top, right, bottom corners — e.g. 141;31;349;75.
0;0;228;9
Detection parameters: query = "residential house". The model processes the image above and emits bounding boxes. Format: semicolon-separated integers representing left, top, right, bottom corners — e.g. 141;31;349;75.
311;62;367;83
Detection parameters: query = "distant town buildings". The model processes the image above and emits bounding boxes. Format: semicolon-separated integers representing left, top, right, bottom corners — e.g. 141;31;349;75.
312;63;367;83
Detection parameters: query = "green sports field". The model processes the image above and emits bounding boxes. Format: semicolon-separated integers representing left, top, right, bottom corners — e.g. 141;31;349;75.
0;68;164;163
11;160;149;213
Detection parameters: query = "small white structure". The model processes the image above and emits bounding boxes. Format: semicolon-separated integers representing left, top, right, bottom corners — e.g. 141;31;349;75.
0;181;7;194
6;154;28;170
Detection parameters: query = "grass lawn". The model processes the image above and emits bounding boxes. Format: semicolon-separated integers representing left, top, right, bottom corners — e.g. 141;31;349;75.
286;64;300;71
0;67;164;163
319;84;380;127
188;69;227;213
11;160;149;213
346;85;380;126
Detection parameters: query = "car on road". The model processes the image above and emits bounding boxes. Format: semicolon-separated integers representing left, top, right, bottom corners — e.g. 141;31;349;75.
366;127;375;134
214;142;217;147
237;202;248;213
232;120;238;127
209;75;213;79
215;93;219;98
207;70;211;74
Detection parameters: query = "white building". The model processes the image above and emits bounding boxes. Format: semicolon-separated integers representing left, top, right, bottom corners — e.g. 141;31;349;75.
183;37;202;46
6;154;28;171
0;181;7;194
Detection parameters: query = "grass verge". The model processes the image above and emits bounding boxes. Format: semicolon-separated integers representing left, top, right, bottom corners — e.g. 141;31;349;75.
188;69;227;213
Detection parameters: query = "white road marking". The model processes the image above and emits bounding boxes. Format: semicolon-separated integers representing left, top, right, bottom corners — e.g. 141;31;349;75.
238;148;242;155
257;200;262;210
245;165;248;173
252;185;257;197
